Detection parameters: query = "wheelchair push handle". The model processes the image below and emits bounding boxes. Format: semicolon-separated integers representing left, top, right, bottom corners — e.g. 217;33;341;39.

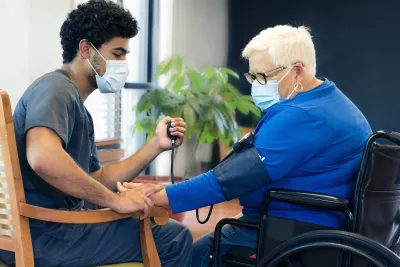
388;131;400;145
374;130;400;146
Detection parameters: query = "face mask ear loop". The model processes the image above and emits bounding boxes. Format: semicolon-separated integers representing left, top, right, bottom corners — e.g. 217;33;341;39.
287;83;303;99
89;43;107;62
278;67;293;84
87;59;100;76
87;42;107;77
287;84;298;99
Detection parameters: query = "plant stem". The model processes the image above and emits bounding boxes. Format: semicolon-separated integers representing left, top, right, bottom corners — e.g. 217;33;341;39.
184;123;205;178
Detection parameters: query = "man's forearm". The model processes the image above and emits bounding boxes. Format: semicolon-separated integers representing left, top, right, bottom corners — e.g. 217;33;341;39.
29;141;120;209
97;138;161;190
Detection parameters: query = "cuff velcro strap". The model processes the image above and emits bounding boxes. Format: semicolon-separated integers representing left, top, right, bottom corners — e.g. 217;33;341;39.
213;147;271;201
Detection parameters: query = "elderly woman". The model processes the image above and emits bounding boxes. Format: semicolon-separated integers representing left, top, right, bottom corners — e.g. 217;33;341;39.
119;25;372;266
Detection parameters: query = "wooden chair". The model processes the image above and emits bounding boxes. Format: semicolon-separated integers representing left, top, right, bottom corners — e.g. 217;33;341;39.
0;89;168;267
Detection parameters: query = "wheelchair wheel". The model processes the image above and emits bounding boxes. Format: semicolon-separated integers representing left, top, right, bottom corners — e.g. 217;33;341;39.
257;230;400;267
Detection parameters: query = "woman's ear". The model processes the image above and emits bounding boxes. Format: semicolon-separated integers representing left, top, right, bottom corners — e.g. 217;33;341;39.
293;62;305;83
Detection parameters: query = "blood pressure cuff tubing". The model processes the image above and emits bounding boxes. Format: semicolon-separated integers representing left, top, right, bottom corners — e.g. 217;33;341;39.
213;147;271;201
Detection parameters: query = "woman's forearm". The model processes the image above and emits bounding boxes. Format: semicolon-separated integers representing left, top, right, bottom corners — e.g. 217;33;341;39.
149;189;170;208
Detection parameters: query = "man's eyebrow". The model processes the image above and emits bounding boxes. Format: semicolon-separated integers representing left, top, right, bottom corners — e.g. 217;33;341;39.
113;47;130;54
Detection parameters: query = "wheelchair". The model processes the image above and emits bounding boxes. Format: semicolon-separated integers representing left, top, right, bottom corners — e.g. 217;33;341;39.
211;131;400;267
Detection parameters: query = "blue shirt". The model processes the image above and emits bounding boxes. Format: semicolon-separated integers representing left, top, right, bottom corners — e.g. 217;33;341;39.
166;79;372;228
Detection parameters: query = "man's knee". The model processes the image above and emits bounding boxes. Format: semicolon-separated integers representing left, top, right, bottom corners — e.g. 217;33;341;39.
171;219;193;245
154;219;193;248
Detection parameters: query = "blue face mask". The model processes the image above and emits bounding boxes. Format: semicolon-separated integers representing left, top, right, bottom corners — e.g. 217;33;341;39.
251;81;281;112
251;68;295;112
87;44;129;94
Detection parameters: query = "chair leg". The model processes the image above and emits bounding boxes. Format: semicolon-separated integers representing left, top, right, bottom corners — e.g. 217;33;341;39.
15;249;34;267
14;219;34;267
140;218;161;267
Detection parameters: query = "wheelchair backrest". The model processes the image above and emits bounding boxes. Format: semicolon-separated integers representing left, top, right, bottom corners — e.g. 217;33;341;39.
355;142;400;253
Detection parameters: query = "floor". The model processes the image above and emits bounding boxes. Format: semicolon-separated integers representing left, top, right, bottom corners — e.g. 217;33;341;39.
182;199;242;241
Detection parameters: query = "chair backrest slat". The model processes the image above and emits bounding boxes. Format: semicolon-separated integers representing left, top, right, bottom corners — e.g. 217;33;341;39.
0;90;34;266
0;145;13;237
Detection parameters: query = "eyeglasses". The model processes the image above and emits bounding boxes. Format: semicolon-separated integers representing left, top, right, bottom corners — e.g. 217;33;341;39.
244;66;286;85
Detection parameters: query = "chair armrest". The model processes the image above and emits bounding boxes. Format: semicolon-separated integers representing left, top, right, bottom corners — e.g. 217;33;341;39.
18;203;169;226
266;189;349;212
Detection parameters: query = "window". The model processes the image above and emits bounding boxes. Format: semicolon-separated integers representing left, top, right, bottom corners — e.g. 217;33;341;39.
81;0;157;163
75;0;123;143
124;0;149;83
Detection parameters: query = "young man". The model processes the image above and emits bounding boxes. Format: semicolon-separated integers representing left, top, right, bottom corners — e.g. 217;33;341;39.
0;1;192;266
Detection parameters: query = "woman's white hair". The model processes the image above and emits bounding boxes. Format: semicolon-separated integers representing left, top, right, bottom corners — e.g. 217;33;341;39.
242;25;316;76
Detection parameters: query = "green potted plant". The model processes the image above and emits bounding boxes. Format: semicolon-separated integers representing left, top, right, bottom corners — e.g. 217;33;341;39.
132;56;261;222
134;56;261;179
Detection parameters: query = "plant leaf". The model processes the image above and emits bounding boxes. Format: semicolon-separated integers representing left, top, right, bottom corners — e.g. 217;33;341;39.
242;95;254;101
203;68;216;79
216;69;228;83
173;76;185;93
222;68;240;79
217;110;228;130
183;105;196;128
225;84;242;99
187;69;203;88
237;100;250;115
174;56;184;75
248;103;262;117
212;109;225;135
155;58;173;78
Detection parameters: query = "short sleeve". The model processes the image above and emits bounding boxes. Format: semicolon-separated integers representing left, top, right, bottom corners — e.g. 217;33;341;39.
89;140;101;173
25;77;78;147
255;106;321;182
87;111;101;173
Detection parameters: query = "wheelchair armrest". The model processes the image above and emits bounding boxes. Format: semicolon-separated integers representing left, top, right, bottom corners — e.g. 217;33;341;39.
267;189;349;212
265;189;355;232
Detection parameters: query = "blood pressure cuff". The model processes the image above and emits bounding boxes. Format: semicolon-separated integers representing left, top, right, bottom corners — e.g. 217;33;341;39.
213;147;271;201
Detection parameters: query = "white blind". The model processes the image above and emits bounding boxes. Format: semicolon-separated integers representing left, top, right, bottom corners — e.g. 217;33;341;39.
72;0;120;142
84;91;122;141
82;0;148;159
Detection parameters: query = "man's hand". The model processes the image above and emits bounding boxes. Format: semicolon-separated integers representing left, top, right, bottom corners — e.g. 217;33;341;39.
153;116;186;152
91;117;186;191
118;182;170;208
113;182;164;219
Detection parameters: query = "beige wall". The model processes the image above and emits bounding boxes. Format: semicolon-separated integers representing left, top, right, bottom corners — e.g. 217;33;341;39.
0;0;228;178
153;0;229;177
0;0;70;110
172;0;228;68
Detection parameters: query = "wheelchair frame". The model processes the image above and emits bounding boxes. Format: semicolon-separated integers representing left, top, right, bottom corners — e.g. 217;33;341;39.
211;131;400;267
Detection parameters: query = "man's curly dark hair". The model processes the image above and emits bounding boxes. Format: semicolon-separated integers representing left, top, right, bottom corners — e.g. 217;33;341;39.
60;0;138;63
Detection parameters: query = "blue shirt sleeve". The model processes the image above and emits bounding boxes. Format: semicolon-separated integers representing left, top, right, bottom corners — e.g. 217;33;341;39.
255;105;321;182
165;170;225;214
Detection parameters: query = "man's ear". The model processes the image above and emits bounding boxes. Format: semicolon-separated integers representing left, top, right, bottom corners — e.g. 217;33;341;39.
78;39;91;60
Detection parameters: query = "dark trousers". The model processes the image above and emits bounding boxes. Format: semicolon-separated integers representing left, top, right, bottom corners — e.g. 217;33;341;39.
0;218;193;267
192;216;258;267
